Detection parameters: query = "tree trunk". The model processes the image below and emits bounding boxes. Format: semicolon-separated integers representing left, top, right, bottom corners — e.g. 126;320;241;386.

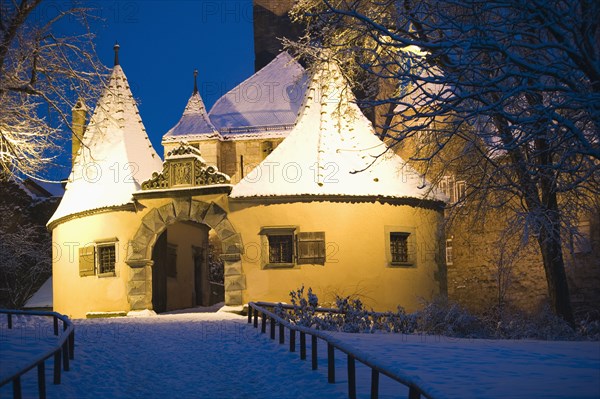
537;208;574;325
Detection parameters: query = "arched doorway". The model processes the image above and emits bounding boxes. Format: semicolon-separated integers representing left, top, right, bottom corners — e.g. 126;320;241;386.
125;199;244;312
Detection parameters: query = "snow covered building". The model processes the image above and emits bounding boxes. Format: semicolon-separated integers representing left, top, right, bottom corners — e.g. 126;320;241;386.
48;47;446;318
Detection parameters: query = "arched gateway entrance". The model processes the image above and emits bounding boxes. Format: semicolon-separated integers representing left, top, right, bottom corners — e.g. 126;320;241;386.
125;199;244;312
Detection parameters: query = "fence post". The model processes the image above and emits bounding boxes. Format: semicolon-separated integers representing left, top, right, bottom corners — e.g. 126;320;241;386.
311;335;318;370
69;331;75;360
53;350;61;384
327;343;335;383
279;324;285;344
247;305;252;324
270;317;275;340
38;362;46;399
348;355;356;399
12;375;22;399
408;387;421;399
289;329;296;352
7;313;12;329
371;369;379;399
261;313;267;333
253;308;258;328
300;332;306;360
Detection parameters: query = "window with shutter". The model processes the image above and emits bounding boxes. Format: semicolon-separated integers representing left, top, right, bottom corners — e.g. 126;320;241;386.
97;244;116;275
296;232;326;265
79;246;95;277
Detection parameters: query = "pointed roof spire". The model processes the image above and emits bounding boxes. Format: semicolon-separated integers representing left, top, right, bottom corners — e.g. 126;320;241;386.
193;69;199;94
48;54;163;228
162;71;221;142
113;42;120;66
230;59;444;202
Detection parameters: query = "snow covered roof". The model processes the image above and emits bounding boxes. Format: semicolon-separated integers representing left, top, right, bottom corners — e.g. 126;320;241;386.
230;60;445;202
48;63;162;227
23;277;52;308
163;83;221;142
208;52;308;137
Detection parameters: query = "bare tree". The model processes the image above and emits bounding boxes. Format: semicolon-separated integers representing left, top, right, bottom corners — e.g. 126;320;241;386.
290;0;600;324
0;179;51;308
0;0;105;180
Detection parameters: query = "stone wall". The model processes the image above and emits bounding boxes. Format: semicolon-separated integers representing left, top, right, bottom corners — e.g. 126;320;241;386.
253;0;302;71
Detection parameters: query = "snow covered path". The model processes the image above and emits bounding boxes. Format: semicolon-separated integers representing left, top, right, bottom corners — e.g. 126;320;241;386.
1;312;345;399
2;311;599;399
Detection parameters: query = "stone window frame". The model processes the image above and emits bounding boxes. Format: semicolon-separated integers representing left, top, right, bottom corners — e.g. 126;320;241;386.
260;226;297;269
385;226;417;267
96;238;118;277
439;175;467;205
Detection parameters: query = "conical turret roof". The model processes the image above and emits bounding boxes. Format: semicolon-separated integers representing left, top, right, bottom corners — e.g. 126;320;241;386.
49;60;162;227
230;60;444;202
163;71;221;142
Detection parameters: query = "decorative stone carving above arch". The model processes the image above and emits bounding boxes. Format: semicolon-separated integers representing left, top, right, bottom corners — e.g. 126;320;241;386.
141;143;230;190
125;199;244;311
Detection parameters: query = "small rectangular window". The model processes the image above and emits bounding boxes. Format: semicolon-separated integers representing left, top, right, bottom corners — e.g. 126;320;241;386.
572;221;592;254
390;233;410;263
268;235;294;263
455;181;466;204
439;176;454;203
446;238;454;265
97;244;116;275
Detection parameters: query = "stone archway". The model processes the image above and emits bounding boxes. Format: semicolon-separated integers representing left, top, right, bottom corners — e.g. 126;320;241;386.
125;199;244;311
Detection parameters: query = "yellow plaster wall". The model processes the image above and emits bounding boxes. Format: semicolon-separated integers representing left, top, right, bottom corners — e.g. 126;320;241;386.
228;200;445;312
51;210;140;319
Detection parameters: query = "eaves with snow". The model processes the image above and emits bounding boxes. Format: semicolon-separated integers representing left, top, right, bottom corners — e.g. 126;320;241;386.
208;52;308;139
230;60;445;203
48;46;162;228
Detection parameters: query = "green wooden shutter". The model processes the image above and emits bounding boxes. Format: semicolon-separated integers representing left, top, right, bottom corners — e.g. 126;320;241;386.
296;232;326;265
79;246;96;277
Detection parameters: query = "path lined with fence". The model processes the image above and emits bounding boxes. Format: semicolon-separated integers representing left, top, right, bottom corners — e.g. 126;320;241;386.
1;311;350;399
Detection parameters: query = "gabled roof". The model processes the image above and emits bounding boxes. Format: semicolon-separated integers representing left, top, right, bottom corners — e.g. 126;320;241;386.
48;63;162;227
230;60;445;202
208;52;308;137
163;88;221;142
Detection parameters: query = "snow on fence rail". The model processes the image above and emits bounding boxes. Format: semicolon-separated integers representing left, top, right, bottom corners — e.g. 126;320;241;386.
247;302;436;399
0;309;75;399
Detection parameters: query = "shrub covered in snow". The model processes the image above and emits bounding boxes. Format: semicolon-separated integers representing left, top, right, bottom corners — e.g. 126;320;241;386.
275;286;599;340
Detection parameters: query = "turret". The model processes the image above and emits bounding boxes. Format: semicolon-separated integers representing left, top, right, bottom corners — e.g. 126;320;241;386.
71;98;88;165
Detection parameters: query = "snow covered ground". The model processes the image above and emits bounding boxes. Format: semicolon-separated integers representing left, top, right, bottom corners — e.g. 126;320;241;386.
1;311;599;399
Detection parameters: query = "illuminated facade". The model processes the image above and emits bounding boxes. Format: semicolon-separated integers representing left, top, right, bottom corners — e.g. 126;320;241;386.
48;49;446;318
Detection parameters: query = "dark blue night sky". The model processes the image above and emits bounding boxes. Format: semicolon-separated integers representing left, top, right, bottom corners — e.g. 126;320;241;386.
51;0;255;178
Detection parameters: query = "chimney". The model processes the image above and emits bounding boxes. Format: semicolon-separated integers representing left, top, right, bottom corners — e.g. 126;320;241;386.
72;98;88;165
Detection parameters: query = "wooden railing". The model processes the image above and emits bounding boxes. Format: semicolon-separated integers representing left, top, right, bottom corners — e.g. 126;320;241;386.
0;309;75;399
248;302;435;399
